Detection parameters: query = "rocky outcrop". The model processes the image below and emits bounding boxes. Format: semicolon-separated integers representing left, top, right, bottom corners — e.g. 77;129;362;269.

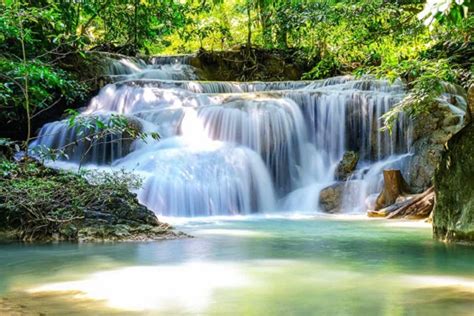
466;84;474;121
407;100;466;192
319;182;345;213
334;151;359;180
319;181;361;213
0;161;187;242
319;151;360;213
433;122;474;244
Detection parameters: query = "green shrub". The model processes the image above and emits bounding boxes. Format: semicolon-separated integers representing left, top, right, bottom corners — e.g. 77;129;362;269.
0;160;145;240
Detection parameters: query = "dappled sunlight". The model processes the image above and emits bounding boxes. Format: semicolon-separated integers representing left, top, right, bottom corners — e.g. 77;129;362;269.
195;228;272;237
28;262;253;313
15;257;474;314
180;107;211;145
403;275;474;291
1;218;473;315
118;58;142;73
382;220;431;229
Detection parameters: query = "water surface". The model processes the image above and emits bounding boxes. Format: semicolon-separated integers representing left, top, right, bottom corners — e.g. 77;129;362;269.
0;216;473;315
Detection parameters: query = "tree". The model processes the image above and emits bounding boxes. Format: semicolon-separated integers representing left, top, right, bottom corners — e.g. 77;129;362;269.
419;0;473;27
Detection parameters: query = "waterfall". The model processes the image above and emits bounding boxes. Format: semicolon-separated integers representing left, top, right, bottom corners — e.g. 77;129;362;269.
31;57;421;217
114;138;275;216
107;56;199;81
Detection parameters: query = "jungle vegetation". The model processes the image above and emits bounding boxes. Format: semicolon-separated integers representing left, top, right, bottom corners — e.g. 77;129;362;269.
0;0;472;241
0;0;472;146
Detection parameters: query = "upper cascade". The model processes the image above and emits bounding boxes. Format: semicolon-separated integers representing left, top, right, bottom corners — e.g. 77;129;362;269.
31;57;466;217
107;56;199;81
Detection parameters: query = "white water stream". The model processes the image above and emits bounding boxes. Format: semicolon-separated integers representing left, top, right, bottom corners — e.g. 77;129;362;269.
32;57;418;217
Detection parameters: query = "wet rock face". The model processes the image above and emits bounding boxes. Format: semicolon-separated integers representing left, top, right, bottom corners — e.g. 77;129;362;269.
319;181;362;213
334;151;359;180
468;85;474;119
433;123;474;244
319;182;345;213
407;102;465;192
406;138;445;192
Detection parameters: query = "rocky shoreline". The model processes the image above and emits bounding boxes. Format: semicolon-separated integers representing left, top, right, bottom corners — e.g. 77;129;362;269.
0;160;188;243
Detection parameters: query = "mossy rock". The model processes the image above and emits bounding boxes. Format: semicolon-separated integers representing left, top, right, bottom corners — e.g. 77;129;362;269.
0;160;185;242
433;123;474;244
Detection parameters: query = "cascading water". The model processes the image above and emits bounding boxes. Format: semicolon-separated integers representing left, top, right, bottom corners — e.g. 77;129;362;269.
31;56;447;217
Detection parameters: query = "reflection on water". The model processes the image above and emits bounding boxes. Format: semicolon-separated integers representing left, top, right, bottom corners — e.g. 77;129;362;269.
29;262;252;313
0;217;473;315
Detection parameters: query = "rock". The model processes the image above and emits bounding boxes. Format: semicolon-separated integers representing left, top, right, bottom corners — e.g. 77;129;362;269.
367;209;391;217
406;138;445;192
468;84;474;121
433;123;474;244
319;182;345;213
407;102;466;192
442;114;461;127
334;151;359;180
0;160;186;242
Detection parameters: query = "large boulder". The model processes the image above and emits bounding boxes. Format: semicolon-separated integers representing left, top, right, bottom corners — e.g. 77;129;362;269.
319;182;345;213
334;151;359;180
406;101;465;192
319;181;364;213
433;122;474;244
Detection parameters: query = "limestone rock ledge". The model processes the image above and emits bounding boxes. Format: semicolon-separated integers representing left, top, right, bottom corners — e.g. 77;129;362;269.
407;100;466;193
433;122;474;244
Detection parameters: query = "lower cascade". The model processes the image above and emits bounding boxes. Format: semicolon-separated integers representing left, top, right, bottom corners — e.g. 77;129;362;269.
30;57;464;217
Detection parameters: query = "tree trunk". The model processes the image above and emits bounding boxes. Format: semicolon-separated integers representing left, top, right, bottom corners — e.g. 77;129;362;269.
368;187;434;219
246;0;252;49
257;0;272;47
375;169;410;210
386;187;434;219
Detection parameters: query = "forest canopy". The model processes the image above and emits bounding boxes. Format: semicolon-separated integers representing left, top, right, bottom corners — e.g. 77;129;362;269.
0;0;473;144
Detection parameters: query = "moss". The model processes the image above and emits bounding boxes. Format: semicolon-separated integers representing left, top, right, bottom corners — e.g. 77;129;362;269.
433;123;474;244
0;160;185;242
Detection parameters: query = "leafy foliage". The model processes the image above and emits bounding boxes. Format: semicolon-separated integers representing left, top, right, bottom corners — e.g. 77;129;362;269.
0;160;147;241
31;112;160;164
419;0;473;27
0;58;88;125
0;0;473;137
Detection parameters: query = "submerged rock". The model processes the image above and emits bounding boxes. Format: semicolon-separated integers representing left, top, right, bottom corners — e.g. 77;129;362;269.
334;151;359;180
433;123;474;244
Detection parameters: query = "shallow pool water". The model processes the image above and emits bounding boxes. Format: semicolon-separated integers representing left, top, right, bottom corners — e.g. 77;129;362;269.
0;216;473;315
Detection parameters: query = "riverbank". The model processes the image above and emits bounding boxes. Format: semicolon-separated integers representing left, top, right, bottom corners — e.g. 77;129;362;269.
0;159;186;242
